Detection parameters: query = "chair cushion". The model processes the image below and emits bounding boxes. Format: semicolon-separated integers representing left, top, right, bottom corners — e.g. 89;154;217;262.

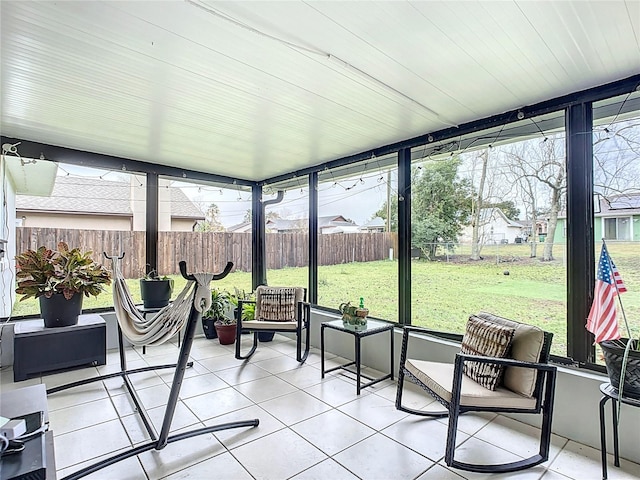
405;359;537;410
242;320;298;331
255;286;304;322
475;312;545;397
460;315;515;391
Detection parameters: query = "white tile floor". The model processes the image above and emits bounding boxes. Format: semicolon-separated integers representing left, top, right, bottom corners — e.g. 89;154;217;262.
2;334;640;480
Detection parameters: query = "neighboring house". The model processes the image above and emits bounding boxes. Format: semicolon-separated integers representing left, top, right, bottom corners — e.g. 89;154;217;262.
271;215;358;234
359;217;386;233
16;176;204;232
459;207;525;244
555;194;640;242
227;221;252;233
518;219;549;242
228;215;360;234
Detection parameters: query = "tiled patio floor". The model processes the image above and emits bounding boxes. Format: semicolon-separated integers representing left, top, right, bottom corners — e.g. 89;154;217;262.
2;334;639;480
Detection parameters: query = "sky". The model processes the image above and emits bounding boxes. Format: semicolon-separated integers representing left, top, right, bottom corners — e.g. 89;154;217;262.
186;170;391;227
55;164;391;228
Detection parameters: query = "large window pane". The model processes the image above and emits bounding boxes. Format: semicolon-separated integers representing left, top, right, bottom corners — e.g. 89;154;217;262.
317;161;398;320
13;164;146;315
262;182;309;291
593;91;640;353
410;112;568;356
159;177;253;295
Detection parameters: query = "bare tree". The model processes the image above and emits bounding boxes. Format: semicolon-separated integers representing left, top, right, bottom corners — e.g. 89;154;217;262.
469;149;489;260
593;119;640;198
501;135;566;261
502;140;541;257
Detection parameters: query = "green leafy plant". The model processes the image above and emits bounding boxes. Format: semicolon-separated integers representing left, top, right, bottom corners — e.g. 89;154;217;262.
15;242;112;301
142;268;174;287
230;287;255;322
203;288;232;323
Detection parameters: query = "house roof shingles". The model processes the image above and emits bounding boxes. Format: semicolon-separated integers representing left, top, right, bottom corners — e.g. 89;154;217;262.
17;176;204;219
16;177;131;215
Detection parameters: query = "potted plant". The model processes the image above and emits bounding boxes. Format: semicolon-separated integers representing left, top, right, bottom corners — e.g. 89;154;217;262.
201;288;231;339
338;299;369;331
600;338;640;399
15;242;112;327
213;314;237;345
139;269;173;308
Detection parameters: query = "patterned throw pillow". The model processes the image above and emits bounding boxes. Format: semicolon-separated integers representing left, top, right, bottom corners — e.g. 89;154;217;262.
460;315;516;391
258;287;297;321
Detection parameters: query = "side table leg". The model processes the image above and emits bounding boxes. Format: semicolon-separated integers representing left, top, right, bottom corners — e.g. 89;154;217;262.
611;399;620;467
321;325;326;379
355;335;362;395
599;395;609;480
390;327;394;380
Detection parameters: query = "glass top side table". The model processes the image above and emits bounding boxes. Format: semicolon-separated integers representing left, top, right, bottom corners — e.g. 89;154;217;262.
320;319;394;394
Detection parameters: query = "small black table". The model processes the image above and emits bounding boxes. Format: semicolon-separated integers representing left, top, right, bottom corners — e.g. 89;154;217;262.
321;319;394;395
599;382;640;479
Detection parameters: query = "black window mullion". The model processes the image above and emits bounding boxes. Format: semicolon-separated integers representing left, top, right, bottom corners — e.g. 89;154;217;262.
565;102;595;363
398;148;411;325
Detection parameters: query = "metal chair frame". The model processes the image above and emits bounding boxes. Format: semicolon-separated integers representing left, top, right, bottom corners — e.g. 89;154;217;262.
396;325;557;474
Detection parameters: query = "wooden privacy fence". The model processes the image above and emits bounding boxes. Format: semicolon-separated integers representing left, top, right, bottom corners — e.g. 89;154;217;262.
16;228;398;278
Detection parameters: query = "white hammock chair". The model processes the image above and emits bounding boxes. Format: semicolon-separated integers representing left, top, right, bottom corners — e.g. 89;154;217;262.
49;256;259;480
110;256;212;346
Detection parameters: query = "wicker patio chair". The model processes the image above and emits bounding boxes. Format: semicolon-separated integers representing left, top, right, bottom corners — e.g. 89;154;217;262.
235;286;310;363
395;312;557;473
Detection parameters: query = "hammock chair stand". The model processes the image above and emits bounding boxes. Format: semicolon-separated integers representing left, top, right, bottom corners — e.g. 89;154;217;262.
46;257;259;480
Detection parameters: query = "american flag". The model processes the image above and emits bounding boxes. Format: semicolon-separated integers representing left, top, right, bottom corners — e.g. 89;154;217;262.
586;244;627;343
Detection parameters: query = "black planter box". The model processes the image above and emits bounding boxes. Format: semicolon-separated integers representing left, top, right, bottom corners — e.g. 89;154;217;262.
13;314;106;382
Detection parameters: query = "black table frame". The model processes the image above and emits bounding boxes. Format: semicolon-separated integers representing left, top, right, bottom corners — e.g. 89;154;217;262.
599;382;640;480
321;319;394;395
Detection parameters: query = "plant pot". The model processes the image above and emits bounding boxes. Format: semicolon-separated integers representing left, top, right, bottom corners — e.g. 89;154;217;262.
258;331;275;342
140;279;172;308
600;339;640;399
202;318;218;339
39;293;83;328
215;321;237;345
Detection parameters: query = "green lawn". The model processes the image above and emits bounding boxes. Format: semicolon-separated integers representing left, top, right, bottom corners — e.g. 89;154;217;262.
11;242;639;358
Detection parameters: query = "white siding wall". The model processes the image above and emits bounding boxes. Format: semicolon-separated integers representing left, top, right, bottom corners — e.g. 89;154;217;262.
0;167;16;317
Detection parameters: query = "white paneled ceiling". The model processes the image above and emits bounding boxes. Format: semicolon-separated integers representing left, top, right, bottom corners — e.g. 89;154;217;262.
1;1;639;181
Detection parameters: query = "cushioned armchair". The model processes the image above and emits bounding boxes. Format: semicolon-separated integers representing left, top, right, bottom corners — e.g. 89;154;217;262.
235;286;310;363
395;312;557;473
